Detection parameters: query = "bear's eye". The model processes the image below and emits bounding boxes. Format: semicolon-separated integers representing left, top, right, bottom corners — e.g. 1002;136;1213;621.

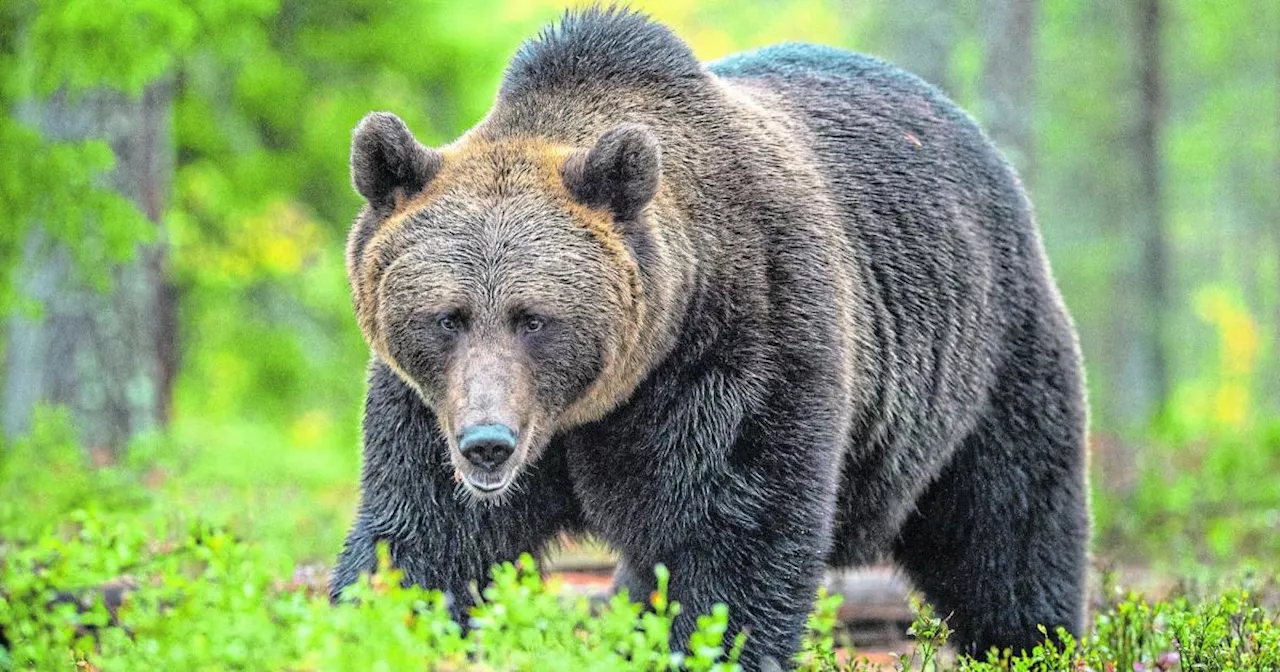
438;314;461;332
518;315;545;335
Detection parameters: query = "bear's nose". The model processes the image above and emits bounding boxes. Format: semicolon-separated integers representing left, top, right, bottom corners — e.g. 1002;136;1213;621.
458;424;517;471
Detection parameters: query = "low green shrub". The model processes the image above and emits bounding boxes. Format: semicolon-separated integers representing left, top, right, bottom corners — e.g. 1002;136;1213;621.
4;506;1278;671
888;580;1280;672
0;509;745;670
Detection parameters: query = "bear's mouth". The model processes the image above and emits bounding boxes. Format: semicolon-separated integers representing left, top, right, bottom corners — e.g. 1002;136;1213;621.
460;468;515;496
453;441;529;501
448;419;544;502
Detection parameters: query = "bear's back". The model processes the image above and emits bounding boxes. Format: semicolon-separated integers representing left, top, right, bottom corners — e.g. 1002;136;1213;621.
710;40;1041;314
709;42;1031;259
711;42;1054;456
713;43;921;90
710;43;976;138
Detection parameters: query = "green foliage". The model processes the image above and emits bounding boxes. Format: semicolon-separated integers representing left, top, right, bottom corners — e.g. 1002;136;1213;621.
1094;419;1280;566
0;0;278;309
5;514;1279;671
901;597;952;671
26;0;277;96
796;587;845;669
878;584;1280;672
1;513;744;670
0;421;742;669
0;408;150;543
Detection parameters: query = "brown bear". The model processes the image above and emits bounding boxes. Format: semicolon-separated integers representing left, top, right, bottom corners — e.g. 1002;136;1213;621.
332;7;1089;668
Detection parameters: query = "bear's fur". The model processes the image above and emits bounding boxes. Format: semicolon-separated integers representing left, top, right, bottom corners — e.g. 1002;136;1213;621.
332;7;1089;667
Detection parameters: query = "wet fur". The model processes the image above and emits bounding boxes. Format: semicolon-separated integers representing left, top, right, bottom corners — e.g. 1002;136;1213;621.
333;7;1089;667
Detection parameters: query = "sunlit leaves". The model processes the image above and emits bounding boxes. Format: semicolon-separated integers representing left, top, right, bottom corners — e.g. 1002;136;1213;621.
0;0;279;309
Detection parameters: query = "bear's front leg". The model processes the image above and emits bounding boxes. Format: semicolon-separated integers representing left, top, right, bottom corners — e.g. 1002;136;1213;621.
602;426;840;671
623;521;831;669
330;361;578;614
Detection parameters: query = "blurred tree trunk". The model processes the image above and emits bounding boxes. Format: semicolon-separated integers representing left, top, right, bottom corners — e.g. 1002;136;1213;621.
1131;0;1170;425
1;84;177;455
980;0;1038;185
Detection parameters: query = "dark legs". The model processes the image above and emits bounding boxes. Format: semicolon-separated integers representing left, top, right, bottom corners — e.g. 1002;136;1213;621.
891;363;1089;656
613;534;827;671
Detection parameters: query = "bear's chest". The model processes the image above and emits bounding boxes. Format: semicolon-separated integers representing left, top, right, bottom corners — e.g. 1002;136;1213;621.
555;370;753;551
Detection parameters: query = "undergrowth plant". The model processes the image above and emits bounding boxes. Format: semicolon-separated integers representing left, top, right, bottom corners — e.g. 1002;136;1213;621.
0;514;744;671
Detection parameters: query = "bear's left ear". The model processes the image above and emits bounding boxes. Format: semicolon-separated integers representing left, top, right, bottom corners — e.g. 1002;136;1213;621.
562;123;661;221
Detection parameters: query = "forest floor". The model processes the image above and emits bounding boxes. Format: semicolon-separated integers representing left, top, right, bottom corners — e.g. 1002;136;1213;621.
548;561;913;668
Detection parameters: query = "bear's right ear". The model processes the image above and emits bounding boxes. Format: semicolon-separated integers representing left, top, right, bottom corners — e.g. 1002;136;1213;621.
350;112;442;209
562;123;661;221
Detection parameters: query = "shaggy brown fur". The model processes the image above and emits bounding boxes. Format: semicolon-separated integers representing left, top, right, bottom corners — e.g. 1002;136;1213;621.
334;8;1089;669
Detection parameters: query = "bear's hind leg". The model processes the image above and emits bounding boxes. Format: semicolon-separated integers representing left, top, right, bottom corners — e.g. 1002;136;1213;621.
891;357;1089;657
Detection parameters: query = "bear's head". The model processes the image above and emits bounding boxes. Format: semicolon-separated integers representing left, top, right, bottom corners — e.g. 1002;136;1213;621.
346;112;671;500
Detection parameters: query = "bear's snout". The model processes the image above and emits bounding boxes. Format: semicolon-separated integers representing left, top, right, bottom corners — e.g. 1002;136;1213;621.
458;424;517;474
